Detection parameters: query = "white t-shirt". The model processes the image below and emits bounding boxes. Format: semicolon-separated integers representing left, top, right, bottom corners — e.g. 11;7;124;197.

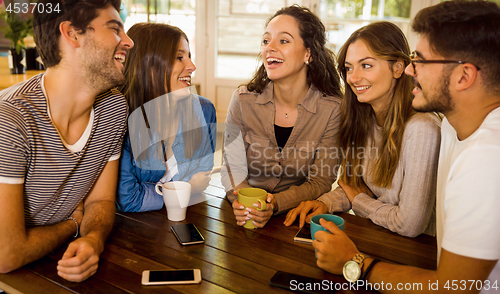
437;107;500;293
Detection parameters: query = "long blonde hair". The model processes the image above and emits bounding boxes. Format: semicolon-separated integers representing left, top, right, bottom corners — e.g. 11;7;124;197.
337;21;414;188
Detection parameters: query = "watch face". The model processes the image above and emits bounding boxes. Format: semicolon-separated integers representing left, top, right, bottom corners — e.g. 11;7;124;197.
343;260;361;283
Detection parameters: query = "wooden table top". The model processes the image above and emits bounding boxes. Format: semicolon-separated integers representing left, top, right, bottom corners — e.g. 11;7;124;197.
0;175;437;293
0;56;45;91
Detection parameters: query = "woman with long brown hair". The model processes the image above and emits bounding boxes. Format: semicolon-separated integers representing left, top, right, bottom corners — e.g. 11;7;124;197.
116;23;216;212
285;21;440;237
222;5;342;228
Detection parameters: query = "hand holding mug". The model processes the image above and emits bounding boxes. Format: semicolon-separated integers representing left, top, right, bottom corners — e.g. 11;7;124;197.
313;218;359;275
232;188;274;229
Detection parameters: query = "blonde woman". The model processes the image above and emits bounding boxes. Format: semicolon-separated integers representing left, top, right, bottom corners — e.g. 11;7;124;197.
285;22;440;237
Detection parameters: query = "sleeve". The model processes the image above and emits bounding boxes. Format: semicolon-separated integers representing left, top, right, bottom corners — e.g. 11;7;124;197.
0;101;28;184
109;95;129;161
442;146;500;260
273;103;341;213
317;186;352;213
116;136;164;212
351;118;440;237
222;89;252;203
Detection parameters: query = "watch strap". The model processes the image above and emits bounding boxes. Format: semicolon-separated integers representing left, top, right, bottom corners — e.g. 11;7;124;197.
360;258;380;282
352;253;367;266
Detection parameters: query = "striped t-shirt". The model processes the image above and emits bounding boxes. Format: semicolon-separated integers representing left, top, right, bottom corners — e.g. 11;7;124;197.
0;74;128;227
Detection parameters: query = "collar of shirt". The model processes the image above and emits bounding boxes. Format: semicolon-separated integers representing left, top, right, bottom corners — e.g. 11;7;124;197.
254;82;321;114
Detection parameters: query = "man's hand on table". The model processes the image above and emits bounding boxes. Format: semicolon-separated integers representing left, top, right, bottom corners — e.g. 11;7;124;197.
57;235;102;282
57;202;102;282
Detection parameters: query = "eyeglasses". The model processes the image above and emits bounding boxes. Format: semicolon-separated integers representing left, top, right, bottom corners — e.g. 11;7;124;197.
409;50;480;75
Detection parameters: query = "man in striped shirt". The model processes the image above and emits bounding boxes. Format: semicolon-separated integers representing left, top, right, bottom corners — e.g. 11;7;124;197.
0;0;133;282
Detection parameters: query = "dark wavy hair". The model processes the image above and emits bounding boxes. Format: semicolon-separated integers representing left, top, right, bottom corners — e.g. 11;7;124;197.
34;0;121;68
412;0;500;93
245;4;342;98
337;21;414;188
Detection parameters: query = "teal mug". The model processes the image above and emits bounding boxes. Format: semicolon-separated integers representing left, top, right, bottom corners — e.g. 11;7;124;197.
310;214;345;240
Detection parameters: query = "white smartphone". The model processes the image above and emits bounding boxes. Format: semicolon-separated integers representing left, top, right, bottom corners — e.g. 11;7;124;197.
171;223;205;245
293;224;313;244
141;269;202;285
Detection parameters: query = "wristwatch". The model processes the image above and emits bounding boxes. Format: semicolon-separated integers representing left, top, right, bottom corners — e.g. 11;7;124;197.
343;253;367;283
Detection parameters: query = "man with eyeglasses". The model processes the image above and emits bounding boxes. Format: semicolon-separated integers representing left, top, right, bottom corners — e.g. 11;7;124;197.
312;1;500;293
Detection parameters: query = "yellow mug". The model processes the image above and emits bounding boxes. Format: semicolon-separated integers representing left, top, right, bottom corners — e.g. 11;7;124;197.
237;188;268;229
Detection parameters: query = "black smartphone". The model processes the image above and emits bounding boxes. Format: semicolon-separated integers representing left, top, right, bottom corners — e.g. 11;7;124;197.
171;223;205;245
269;271;336;293
141;269;202;285
293;224;312;244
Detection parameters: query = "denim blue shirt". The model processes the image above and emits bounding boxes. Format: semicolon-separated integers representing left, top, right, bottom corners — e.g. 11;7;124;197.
116;95;216;212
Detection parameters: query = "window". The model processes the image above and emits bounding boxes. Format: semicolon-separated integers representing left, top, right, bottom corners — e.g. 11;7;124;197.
121;0;197;71
320;0;412;54
215;0;306;79
213;0;413;80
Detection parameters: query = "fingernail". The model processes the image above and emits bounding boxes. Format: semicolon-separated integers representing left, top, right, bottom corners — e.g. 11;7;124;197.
239;205;244;209
244;211;248;215
253;203;259;208
245;216;251;220
252;221;258;225
246;208;252;212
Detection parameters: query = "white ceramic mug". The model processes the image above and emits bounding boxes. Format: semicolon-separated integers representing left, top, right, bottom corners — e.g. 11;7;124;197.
155;181;192;221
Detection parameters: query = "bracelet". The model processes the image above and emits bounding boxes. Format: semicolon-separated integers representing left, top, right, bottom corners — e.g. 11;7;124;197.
360;258;380;282
67;216;79;238
74;209;84;214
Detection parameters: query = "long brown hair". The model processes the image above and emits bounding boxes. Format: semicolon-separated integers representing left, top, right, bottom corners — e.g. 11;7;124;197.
337;21;413;188
120;23;201;159
245;5;342;98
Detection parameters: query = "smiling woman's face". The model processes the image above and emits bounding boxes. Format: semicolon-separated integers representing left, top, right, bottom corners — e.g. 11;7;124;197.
261;14;310;84
169;37;196;97
344;40;398;112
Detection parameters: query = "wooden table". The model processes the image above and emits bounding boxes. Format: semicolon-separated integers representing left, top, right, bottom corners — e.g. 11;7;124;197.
0;175;437;293
0;57;45;91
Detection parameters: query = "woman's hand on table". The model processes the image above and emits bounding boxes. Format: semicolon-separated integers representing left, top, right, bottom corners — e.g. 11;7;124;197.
232;190;275;228
313;218;359;275
338;179;374;203
283;200;328;228
189;171;211;194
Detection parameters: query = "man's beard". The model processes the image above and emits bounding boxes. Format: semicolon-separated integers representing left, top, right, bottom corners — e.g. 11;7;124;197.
412;73;454;113
80;37;125;92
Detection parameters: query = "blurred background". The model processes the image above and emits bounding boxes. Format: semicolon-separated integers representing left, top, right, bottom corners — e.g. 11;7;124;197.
2;0;500;121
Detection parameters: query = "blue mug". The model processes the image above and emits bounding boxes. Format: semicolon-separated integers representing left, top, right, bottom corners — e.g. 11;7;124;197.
310;214;345;241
